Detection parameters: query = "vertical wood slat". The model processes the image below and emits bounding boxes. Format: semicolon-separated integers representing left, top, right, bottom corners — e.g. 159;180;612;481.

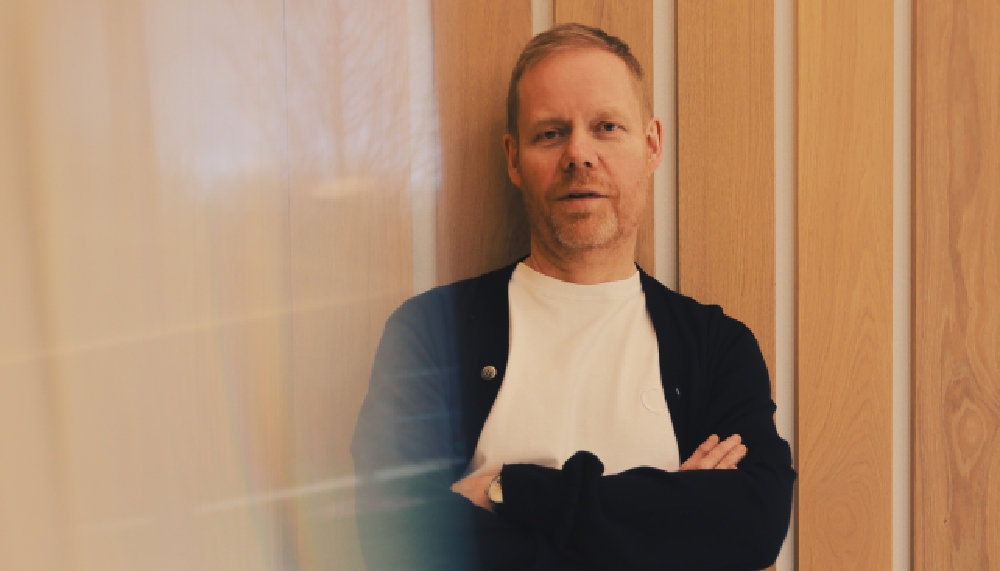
553;0;656;273
797;1;894;569
913;1;1000;569
433;0;533;284
676;1;775;380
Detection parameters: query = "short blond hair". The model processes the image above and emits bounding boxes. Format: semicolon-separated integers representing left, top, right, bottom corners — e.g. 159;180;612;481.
506;23;648;139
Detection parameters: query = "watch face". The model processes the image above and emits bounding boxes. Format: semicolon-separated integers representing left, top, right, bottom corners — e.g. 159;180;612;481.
488;476;503;504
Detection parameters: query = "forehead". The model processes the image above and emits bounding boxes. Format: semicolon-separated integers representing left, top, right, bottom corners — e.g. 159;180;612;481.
517;48;643;122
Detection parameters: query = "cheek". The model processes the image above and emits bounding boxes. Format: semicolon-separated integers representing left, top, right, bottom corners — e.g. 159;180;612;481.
513;163;548;210
518;159;557;192
610;161;651;216
608;158;646;191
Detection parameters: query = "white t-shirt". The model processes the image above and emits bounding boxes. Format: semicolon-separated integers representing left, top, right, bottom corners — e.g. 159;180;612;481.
466;262;680;478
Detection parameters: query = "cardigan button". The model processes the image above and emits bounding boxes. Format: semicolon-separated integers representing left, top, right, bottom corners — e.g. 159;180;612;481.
480;365;497;381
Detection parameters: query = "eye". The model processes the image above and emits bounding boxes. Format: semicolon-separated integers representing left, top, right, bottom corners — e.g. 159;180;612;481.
533;129;561;142
599;122;621;133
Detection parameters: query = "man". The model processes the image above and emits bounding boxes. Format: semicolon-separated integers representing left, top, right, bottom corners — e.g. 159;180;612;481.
352;23;794;570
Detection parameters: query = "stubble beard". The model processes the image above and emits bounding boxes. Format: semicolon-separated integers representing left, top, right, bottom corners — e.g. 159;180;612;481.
543;172;622;251
548;208;619;251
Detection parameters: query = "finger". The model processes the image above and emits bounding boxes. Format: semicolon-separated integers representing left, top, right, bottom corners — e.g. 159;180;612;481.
698;434;742;469
680;434;729;471
680;434;719;470
451;479;484;508
450;479;469;496
698;434;721;450
716;443;748;470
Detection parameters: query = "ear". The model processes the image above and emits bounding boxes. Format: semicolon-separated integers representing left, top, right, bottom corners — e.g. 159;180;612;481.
644;117;664;173
503;133;524;189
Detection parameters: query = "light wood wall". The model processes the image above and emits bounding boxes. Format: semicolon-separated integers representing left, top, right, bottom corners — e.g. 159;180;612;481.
3;1;1000;570
913;1;1000;569
796;1;895;569
433;0;533;284
676;0;775;380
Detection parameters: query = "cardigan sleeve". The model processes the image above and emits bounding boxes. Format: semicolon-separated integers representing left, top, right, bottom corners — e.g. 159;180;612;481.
494;317;795;571
351;295;548;571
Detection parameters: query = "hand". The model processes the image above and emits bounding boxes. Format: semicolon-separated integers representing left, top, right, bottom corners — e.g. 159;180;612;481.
450;470;499;511
679;434;747;471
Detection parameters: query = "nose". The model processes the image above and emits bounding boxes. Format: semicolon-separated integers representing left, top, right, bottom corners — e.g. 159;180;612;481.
561;131;596;171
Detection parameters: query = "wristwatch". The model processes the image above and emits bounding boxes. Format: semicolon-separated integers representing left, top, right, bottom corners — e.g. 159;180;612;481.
486;471;503;510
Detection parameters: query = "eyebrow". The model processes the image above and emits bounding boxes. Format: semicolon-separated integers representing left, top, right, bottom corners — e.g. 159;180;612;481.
526;117;570;130
527;108;632;129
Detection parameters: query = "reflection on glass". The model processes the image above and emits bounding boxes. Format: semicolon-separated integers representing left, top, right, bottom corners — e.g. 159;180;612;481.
0;0;433;569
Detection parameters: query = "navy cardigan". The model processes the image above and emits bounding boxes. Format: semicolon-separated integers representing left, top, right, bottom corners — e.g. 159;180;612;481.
352;262;795;570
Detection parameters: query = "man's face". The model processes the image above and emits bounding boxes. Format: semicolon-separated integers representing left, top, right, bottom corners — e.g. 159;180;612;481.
504;48;663;255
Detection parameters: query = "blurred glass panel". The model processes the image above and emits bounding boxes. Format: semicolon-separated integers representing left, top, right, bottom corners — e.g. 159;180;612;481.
0;0;427;569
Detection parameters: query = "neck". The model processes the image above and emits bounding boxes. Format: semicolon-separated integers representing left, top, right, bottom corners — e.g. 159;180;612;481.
525;238;638;285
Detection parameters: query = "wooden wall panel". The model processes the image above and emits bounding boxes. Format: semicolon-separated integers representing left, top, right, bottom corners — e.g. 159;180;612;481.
553;0;655;273
676;1;775;378
433;0;532;284
797;1;894;569
913;1;1000;569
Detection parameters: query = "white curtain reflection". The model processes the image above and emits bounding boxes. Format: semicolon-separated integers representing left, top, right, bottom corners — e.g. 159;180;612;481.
0;0;429;569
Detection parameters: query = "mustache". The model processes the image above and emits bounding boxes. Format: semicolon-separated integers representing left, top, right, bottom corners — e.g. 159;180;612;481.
555;171;609;192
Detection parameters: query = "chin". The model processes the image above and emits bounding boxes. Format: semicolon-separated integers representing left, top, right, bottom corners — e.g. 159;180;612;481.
552;217;620;251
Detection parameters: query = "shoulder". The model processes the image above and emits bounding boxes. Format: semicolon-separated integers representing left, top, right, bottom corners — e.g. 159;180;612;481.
385;262;517;331
638;268;751;340
637;269;764;385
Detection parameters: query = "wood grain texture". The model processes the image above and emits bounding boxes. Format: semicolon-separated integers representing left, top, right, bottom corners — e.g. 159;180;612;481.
676;0;775;379
433;0;532;284
797;1;894;569
554;0;655;273
913;1;1000;569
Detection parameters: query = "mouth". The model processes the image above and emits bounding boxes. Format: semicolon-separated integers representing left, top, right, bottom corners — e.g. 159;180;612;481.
558;189;606;201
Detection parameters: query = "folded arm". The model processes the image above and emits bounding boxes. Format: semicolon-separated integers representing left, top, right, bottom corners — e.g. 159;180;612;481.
453;316;794;570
